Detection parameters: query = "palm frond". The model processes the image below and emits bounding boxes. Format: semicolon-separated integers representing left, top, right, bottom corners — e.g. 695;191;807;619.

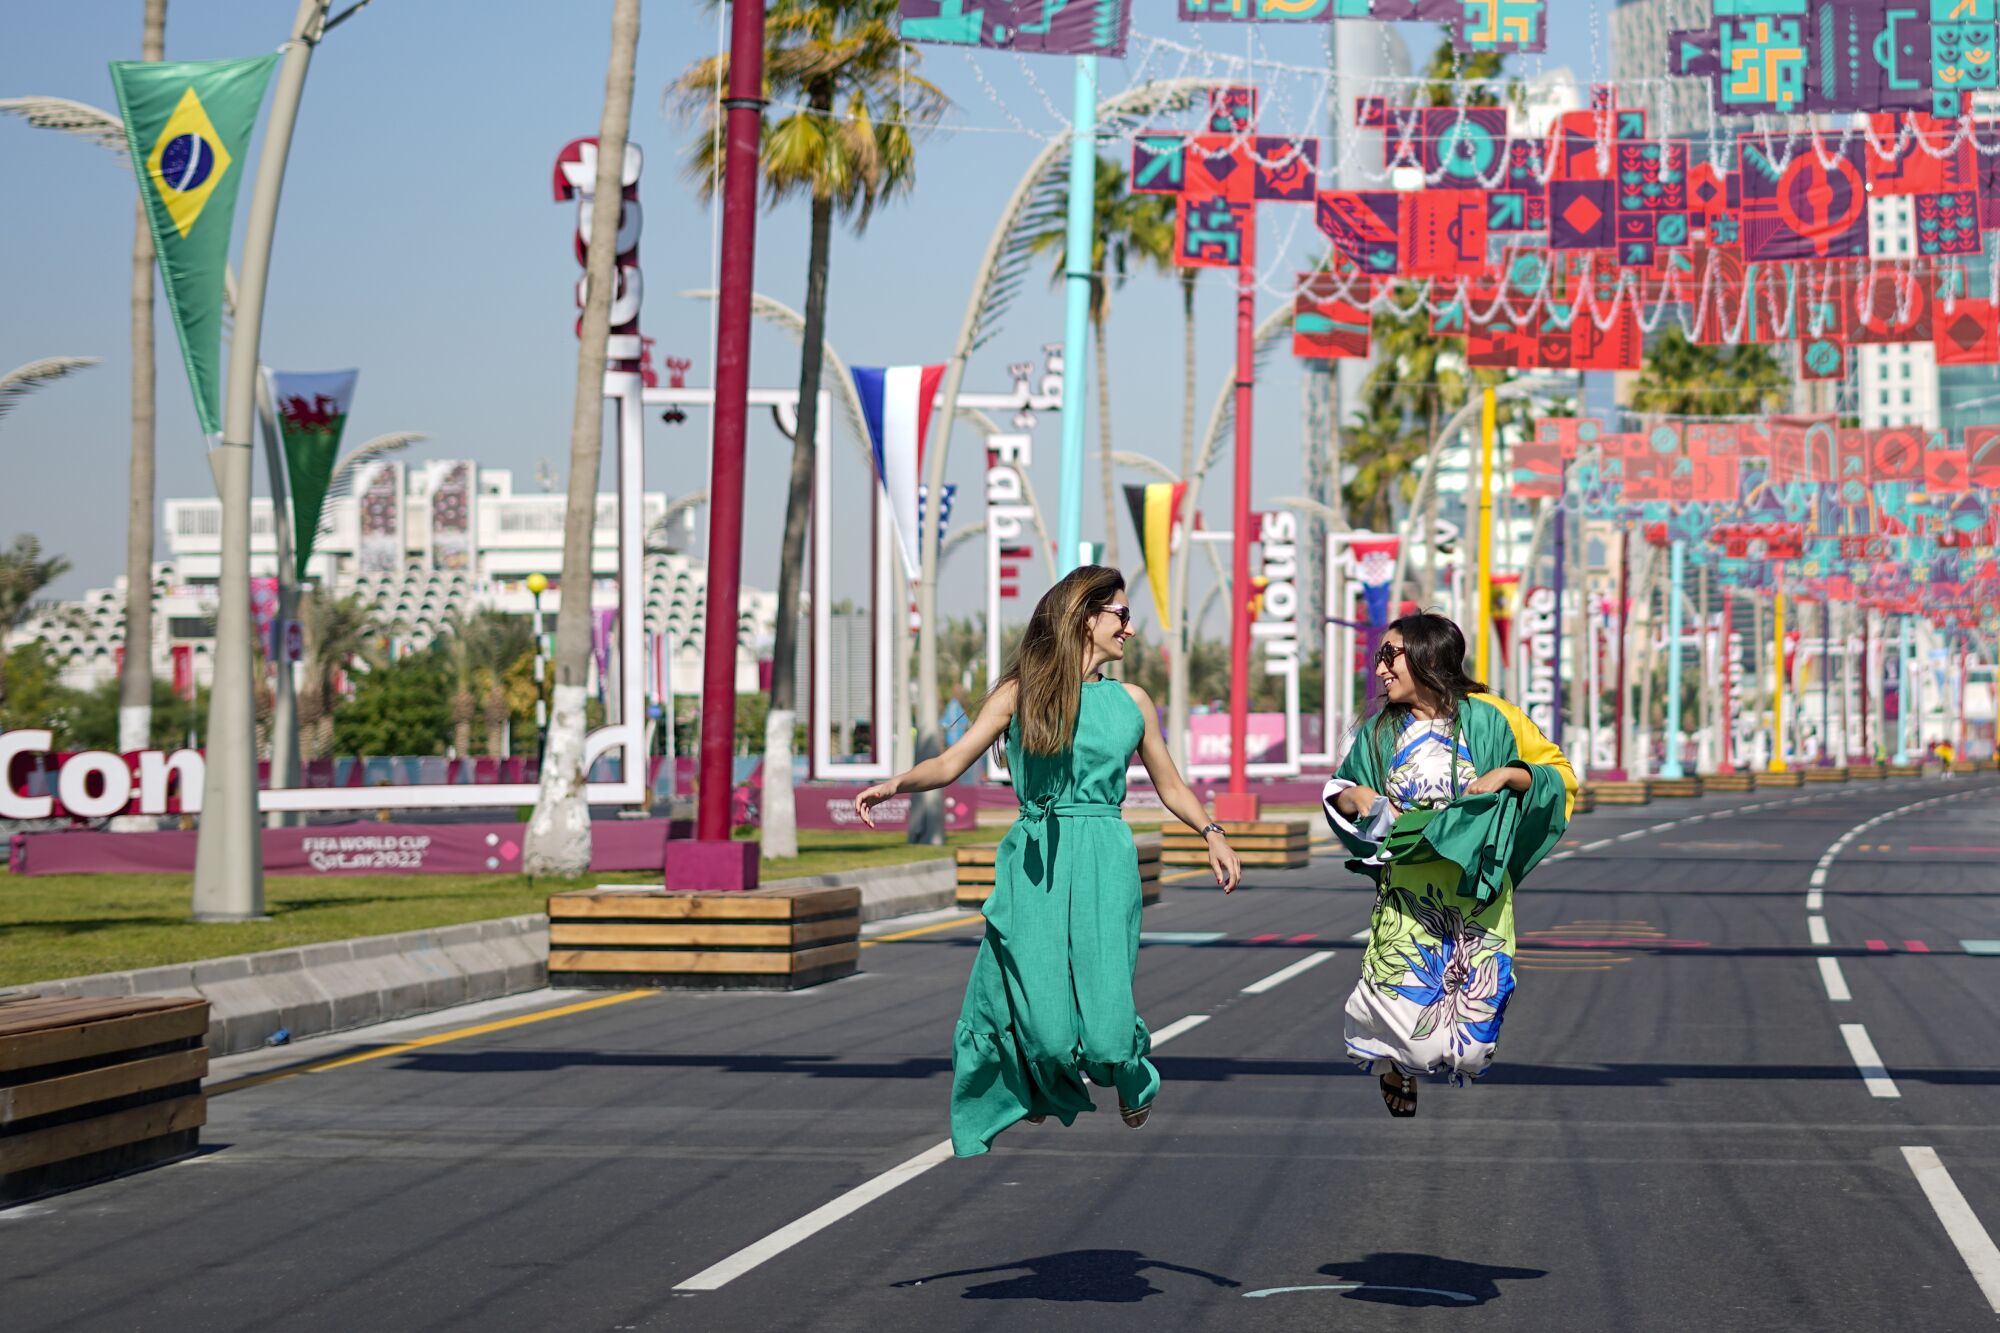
0;357;100;422
965;78;1217;356
0;96;127;156
679;288;874;465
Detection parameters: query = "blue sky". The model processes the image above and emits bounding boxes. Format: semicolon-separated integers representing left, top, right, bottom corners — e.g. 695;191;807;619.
0;1;1611;613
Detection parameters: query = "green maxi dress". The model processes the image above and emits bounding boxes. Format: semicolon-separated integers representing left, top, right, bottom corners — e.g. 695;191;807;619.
950;679;1158;1157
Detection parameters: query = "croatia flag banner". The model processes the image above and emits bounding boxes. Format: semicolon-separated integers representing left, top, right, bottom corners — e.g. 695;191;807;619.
851;363;946;576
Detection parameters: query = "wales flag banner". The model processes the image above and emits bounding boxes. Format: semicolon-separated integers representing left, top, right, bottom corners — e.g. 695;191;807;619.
267;368;358;579
109;54;277;436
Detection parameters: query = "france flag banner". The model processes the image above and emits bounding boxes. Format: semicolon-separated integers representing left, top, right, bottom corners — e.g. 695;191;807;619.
850;364;947;576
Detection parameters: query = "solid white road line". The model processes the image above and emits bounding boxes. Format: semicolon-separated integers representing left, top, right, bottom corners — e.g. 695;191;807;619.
1818;957;1851;1002
674;1141;958;1291
1149;1013;1212;1043
1581;838;1613;852
1902;1147;2000;1314
1840;1023;1900;1098
1350;927;1372;940
1242;951;1337;995
1808;916;1830;946
674;1009;1215;1292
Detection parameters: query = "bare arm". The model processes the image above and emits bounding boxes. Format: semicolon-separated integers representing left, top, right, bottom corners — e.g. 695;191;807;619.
853;682;1015;827
1125;683;1241;893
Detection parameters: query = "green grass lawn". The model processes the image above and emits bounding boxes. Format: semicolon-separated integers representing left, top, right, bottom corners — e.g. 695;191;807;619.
0;828;992;988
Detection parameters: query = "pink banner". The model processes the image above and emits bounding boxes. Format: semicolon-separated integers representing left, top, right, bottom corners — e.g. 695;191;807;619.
9;817;690;878
1187;713;1289;766
790;784;977;832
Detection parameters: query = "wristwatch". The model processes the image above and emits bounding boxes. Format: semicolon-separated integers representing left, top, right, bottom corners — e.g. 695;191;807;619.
1198;822;1227;839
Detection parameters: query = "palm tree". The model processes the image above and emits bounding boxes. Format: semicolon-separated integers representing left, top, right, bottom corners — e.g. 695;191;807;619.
1023;156;1175;576
296;590;371;761
673;0;946;859
0;535;70;632
1630;327;1790;416
445;610;533;757
524;0;641;878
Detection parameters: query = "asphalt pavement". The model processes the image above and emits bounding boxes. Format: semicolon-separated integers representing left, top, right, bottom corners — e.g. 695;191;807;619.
5;776;1999;1332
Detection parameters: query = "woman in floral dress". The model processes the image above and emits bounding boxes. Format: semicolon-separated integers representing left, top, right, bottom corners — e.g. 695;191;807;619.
1323;613;1576;1116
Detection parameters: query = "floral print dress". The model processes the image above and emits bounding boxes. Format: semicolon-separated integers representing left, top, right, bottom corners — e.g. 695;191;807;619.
1324;715;1517;1084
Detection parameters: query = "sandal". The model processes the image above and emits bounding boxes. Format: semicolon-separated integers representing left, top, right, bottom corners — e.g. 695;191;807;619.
1118;1096;1152;1129
1379;1069;1418;1118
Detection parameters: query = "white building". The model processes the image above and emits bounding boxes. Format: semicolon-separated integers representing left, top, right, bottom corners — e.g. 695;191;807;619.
12;465;777;695
1858;195;1940;431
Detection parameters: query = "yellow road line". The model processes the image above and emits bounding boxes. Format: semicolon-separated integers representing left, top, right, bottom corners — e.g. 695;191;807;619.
206;989;657;1097
860;914;983;947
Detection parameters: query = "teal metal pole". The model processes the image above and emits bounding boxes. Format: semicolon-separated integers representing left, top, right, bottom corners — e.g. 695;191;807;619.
1659;538;1686;778
1055;56;1097;575
1894;615;1913;766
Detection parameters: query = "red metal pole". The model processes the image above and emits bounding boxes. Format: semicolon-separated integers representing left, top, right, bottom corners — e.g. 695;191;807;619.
1612;532;1629;779
1215;218;1259;823
672;0;765;888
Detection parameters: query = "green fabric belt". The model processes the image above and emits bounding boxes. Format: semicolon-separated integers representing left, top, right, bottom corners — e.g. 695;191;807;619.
1017;801;1122;821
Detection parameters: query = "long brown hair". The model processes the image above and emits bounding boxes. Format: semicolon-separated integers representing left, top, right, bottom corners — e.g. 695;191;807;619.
989;564;1125;756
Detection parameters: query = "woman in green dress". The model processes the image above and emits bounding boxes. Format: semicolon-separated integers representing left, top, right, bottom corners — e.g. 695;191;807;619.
855;565;1242;1157
1323;613;1576;1117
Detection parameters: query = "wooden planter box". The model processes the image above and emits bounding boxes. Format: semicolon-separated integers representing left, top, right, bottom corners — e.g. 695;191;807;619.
1753;769;1806;788
1847;764;1886;780
1162;818;1311;870
1572;786;1595;815
1585;780;1649;806
1804;765;1850;783
1;995;208;1208
955;833;1161;908
547;886;861;991
1886;764;1924;779
1646;776;1704;798
1703;771;1756;792
1948;759;1986;775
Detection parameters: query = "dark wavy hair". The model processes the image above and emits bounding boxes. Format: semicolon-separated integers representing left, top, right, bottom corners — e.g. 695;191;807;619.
1362;611;1490;750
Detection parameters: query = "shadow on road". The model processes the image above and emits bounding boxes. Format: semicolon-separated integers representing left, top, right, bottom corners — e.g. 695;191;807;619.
385;1049;2000;1087
1256;1251;1547;1307
891;1249;1239;1302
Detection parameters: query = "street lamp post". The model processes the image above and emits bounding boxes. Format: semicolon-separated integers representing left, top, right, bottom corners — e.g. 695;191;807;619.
528;572;548;753
191;0;331;921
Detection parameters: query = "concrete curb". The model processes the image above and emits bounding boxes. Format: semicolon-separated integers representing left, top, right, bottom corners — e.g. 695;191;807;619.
3;858;957;1057
762;858;955;923
8;915;547;1058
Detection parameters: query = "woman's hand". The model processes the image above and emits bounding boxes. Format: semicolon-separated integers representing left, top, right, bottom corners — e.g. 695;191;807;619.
1207;832;1242;895
1336;783;1386;818
1464;766;1530;797
852;778;901;829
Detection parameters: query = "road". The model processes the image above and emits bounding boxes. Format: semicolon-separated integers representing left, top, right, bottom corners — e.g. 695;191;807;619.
5;777;1999;1331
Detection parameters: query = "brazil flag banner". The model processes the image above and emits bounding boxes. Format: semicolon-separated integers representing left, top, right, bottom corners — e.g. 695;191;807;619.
266;368;358;579
109;54;277;437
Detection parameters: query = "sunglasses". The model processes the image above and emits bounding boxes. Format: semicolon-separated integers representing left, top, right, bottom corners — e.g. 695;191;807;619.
1374;642;1406;668
1098;603;1132;629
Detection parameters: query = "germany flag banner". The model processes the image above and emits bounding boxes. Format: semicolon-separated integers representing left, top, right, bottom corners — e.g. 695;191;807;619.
1123;481;1185;629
